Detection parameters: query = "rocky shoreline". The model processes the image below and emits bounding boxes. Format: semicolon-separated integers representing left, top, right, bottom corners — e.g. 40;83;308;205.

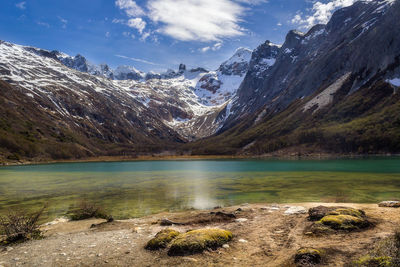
1;202;399;266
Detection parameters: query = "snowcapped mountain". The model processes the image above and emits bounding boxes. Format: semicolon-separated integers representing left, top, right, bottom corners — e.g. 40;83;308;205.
53;52;146;81
0;40;253;144
223;0;400;129
194;48;252;106
193;0;400;156
1;0;398;161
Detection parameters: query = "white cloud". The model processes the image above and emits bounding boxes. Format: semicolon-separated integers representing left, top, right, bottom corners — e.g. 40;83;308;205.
292;0;365;29
200;42;223;53
105;32;111;38
277;22;282;26
147;0;245;42
127;18;146;34
115;54;163;66
114;0;268;42
58;16;68;29
115;0;145;17
16;1;26;10
123;31;135;39
36;21;50;28
112;18;125;24
235;0;268;4
140;31;151;41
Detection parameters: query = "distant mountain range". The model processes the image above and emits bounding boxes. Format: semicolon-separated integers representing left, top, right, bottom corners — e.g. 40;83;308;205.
0;0;399;162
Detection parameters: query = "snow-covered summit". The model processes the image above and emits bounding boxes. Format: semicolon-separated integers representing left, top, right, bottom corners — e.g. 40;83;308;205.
219;47;252;76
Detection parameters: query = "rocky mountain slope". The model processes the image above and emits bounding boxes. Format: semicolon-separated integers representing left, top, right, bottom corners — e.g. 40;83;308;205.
222;0;400;128
189;0;400;155
0;41;250;161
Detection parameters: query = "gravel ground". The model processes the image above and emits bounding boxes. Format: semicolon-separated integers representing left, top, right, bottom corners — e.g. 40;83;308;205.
1;203;399;266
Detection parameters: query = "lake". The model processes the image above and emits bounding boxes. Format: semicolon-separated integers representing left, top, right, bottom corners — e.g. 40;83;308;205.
0;158;400;220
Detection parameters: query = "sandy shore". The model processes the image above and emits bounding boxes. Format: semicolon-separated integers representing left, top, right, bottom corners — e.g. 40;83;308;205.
1;202;399;266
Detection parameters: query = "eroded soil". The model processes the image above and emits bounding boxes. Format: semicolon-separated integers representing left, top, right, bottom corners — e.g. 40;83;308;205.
1;203;399;266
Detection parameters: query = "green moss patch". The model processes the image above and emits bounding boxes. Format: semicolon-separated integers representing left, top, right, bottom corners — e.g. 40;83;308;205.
319;214;368;230
354;256;393;266
168;228;233;256
308;207;370;234
145;228;181;250
328;208;365;218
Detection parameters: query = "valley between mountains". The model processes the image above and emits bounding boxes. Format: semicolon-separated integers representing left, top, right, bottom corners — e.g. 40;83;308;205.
1;0;400;163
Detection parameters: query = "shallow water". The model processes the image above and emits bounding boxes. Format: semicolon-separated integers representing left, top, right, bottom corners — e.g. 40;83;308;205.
0;158;399;219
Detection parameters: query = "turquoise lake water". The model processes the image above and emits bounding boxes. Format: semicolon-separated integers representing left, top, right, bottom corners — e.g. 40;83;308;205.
0;158;399;219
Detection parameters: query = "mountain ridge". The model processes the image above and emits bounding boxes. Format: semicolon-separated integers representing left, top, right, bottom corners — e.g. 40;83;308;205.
1;0;400;162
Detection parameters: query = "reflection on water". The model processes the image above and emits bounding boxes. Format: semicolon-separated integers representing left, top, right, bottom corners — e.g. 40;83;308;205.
0;158;399;220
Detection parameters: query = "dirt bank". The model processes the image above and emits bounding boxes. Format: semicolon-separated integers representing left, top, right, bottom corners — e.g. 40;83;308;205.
1;203;399;266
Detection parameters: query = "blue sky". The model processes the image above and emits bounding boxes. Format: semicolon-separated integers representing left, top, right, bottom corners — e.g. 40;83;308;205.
0;0;360;72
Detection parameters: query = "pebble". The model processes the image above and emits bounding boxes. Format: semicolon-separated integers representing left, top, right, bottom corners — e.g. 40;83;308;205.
378;201;400;208
182;257;198;262
43;217;69;226
235;218;248;223
238;239;248;243
6;247;13;252
284;206;307;215
222;244;230;249
60;253;67;256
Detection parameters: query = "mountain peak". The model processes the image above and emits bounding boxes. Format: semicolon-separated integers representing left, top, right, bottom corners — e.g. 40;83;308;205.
218;47;252;76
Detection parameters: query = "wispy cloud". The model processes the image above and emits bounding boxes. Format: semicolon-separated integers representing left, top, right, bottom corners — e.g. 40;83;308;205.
127;18;146;34
115;0;145;17
58;16;68;29
115;54;163;66
291;0;365;29
123;31;135;39
36;21;50;28
200;42;223;53
114;0;266;42
15;1;26;10
146;0;245;42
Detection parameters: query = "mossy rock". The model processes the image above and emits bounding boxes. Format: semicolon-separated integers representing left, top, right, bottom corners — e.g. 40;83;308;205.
309;222;335;235
145;228;180;250
168;228;233;256
328;208;365;218
354;255;393;266
308;206;337;221
308;207;365;221
319;214;369;230
295;248;322;266
308;207;370;234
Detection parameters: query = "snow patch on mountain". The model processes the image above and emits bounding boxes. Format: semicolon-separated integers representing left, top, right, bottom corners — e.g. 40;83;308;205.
303;72;351;112
387;78;400;86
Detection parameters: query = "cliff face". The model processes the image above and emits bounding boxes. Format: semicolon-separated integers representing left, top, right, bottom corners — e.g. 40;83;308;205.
223;0;400;130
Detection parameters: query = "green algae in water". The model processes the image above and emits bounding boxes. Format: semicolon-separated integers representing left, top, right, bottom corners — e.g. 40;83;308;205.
0;158;400;221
